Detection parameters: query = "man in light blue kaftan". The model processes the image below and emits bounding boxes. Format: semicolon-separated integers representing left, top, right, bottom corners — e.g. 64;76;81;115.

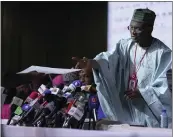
73;8;172;128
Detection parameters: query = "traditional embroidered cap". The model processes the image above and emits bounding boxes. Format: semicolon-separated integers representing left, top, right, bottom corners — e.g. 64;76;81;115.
131;8;156;25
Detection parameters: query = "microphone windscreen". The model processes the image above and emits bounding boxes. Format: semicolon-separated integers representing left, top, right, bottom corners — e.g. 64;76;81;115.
11;96;23;106
22;104;31;111
81;85;92;91
29;91;38;99
72;80;82;87
52;75;64;86
44;89;52;95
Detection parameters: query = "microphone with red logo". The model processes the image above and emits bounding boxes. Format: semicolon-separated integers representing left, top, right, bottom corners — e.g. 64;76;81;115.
88;94;99;130
11;90;51;126
24;91;39;104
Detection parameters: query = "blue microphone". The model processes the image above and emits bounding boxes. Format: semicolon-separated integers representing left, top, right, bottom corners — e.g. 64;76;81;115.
88;94;99;130
22;104;32;112
88;95;99;110
62;80;83;93
44;89;52;95
72;80;83;87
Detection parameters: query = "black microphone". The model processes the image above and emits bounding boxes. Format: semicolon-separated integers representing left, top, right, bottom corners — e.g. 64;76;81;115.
50;83;64;96
33;93;64;123
33;101;48;121
32;93;67;127
7;91;24;125
45;95;68;128
32;101;55;126
79;84;98;129
46;94;67;119
62;94;86;128
53;111;66;128
12;93;45;126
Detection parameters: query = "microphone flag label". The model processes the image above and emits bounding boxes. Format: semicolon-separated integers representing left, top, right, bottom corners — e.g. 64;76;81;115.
14;106;23;115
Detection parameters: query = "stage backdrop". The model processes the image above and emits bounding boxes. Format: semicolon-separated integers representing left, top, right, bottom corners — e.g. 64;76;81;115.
107;2;172;51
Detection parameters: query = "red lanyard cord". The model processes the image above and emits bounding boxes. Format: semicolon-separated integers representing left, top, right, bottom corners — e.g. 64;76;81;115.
134;44;148;73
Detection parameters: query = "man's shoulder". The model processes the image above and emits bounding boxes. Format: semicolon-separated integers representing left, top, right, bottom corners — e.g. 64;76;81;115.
153;38;172;52
116;38;132;51
118;38;132;45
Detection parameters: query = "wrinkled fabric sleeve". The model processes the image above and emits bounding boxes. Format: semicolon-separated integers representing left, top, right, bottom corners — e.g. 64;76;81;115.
140;49;172;128
92;40;129;122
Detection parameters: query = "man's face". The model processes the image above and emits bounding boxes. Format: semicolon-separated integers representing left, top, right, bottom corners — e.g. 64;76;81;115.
128;21;152;43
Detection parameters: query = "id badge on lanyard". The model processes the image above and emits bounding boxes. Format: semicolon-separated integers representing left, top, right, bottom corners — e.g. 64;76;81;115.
127;44;147;91
128;72;138;91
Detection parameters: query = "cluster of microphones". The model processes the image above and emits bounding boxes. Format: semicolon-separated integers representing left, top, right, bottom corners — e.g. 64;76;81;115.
6;80;100;130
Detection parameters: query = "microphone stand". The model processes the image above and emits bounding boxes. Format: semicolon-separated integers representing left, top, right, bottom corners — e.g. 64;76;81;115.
76;103;88;129
92;108;97;130
88;108;97;130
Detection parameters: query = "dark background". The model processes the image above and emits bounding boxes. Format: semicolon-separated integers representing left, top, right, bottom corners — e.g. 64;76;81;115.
1;1;108;88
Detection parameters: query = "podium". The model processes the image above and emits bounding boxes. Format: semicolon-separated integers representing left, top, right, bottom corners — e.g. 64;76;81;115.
1;124;171;137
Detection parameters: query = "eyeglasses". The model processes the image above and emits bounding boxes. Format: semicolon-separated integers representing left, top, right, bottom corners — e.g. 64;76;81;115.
127;25;144;33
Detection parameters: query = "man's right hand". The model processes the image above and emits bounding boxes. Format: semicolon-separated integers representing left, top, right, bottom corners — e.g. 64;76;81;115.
72;57;99;70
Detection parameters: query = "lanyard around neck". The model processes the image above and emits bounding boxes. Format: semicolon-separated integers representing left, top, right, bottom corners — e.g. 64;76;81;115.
133;44;148;73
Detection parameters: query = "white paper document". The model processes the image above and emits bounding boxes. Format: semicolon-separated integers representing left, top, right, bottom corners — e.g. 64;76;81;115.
17;66;81;75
